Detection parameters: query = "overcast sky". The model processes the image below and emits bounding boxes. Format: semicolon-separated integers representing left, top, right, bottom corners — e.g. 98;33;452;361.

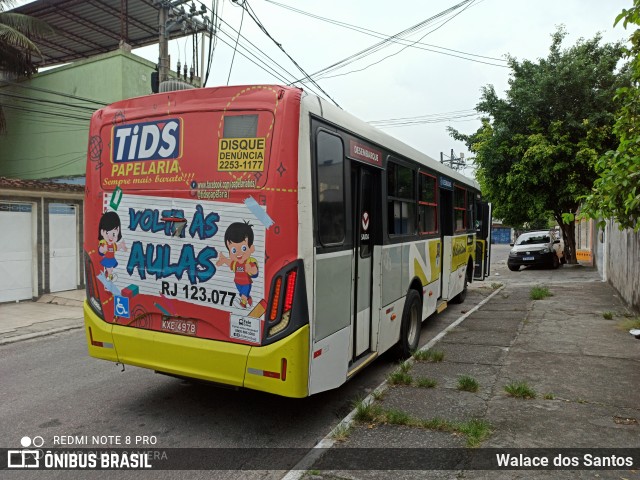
138;0;629;179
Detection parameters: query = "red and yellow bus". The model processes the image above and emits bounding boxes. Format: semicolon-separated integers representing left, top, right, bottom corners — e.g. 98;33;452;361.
84;85;491;398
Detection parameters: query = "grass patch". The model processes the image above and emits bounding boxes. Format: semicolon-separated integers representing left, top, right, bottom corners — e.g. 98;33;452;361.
491;282;503;289
418;417;492;447
419;417;451;431
530;286;552;300
352;399;494;447
352;398;383;423
543;393;555;400
399;361;411;373
504;381;537;399
331;423;351;442
602;311;614;320
413;349;445;362
415;377;438;388
388;370;413;385
372;389;385;401
619;317;640;331
455;419;492;447
384;409;412;426
457;375;479;392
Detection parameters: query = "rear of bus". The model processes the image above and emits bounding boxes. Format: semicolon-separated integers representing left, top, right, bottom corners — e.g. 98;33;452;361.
83;85;310;397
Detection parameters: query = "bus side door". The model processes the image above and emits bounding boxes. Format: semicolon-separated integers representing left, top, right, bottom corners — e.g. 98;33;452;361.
350;163;379;360
474;201;492;280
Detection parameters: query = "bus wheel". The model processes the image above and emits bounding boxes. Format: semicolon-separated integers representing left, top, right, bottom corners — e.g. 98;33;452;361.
396;289;422;358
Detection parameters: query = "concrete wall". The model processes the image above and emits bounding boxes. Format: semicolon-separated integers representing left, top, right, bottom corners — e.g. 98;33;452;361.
0;50;157;180
605;221;640;311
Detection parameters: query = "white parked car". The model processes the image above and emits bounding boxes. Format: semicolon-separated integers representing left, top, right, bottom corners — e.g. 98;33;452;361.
508;230;565;271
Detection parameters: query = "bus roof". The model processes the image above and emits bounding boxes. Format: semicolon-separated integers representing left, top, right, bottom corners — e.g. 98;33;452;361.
301;91;480;191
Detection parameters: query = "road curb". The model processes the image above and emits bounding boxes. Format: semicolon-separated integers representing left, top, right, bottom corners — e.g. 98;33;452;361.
0;324;83;346
281;285;506;480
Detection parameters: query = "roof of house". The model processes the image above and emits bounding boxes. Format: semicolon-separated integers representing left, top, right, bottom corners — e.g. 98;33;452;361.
0;176;85;193
11;0;207;68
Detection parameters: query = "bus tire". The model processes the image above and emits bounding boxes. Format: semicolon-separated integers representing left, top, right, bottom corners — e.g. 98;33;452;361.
396;289;422;358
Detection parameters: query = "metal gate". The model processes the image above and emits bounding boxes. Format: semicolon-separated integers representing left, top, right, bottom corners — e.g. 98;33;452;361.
0;202;35;302
49;203;78;293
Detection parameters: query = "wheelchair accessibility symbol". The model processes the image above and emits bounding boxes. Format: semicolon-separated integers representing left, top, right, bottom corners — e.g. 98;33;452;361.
114;295;130;318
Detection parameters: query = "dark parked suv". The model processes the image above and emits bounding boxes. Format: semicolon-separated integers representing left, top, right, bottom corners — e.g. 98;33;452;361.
507;230;564;271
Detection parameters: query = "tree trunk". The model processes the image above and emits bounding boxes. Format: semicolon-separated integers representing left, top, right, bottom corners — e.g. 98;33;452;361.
554;213;577;264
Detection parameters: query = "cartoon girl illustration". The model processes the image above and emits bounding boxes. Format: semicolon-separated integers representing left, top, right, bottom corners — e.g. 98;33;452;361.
98;211;128;281
216;221;259;308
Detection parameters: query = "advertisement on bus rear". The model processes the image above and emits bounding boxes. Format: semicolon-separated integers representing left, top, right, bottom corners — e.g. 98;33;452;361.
85;86;299;345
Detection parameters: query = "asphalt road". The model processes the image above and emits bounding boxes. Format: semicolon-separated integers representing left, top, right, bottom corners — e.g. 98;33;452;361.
0;243;600;479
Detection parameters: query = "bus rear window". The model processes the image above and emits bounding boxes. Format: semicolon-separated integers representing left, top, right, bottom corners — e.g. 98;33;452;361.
316;132;345;245
223;114;258;138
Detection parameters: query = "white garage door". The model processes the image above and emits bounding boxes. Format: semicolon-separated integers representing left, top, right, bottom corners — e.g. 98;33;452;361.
0;203;34;302
49;203;78;293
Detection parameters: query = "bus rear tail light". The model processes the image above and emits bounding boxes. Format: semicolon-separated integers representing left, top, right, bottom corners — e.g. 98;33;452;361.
284;270;297;312
269;277;283;321
268;269;297;337
264;261;307;343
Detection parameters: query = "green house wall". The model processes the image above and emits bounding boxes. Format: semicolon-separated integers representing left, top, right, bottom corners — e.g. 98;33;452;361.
0;50;158;180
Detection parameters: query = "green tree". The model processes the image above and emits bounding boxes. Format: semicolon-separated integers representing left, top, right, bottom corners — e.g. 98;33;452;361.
0;0;52;132
450;28;627;263
583;1;640;231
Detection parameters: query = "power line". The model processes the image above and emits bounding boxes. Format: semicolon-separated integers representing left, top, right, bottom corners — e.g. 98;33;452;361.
0;92;99;112
227;4;245;85
0;80;107;106
318;5;477;80
265;0;508;67
293;0;477;84
193;0;330;99
214;28;295;84
318;0;482;80
238;0;341;107
6;114;91;129
369;109;479;127
2;150;86;164
10;154;85;176
0;103;92;123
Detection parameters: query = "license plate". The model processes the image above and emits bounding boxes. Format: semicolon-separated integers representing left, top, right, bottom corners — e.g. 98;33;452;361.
161;318;197;336
523;256;534;261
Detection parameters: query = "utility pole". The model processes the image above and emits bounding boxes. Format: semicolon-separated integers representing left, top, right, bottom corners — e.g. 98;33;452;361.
154;0;209;84
440;149;466;171
158;3;169;83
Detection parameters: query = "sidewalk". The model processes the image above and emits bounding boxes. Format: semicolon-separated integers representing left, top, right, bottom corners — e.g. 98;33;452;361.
1;269;639;478
293;273;640;478
0;289;84;344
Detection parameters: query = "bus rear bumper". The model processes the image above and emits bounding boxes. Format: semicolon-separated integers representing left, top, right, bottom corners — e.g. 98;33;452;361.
84;301;309;397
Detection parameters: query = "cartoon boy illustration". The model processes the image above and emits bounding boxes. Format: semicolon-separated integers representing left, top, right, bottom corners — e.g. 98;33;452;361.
216;221;259;308
98;211;128;281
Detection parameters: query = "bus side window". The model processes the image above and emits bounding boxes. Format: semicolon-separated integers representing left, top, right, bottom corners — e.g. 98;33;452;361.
387;160;416;236
454;186;467;232
316;132;345;246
